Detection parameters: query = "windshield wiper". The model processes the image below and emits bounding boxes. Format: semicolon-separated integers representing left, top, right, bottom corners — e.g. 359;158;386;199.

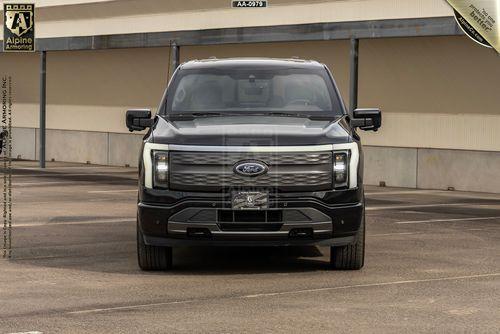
167;112;224;120
258;112;336;120
167;112;337;121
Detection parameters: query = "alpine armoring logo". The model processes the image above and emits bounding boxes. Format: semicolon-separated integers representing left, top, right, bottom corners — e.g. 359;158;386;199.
3;3;35;52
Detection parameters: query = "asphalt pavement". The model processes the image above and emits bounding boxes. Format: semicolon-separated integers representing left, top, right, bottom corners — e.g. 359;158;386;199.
1;161;499;333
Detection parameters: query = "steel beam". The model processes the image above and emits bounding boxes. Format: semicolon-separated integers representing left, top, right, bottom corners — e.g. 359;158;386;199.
39;51;46;168
171;41;180;70
0;17;461;53
349;38;359;114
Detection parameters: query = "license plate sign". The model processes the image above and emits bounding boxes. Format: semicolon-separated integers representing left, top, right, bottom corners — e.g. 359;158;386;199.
232;191;268;210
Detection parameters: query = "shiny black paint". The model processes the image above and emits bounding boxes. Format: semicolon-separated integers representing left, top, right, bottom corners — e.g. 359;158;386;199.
151;115;354;146
138;199;363;242
135;59;367;246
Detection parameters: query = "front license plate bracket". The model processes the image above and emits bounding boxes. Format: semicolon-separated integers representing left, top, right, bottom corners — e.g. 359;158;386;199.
232;191;269;210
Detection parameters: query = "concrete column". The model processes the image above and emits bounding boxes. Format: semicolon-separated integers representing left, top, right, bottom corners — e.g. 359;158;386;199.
349;38;359;114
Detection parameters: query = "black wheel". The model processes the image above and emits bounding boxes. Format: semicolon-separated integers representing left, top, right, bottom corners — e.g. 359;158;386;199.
137;220;172;271
330;204;365;270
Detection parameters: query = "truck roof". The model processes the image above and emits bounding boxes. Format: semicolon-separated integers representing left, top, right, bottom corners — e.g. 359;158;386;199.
180;57;325;70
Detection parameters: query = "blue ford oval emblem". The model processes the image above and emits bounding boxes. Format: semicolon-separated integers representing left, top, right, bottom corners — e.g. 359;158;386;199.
234;161;268;177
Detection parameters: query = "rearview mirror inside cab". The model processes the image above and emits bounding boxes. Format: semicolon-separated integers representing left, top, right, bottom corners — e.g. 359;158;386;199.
351;108;382;131
126;109;153;132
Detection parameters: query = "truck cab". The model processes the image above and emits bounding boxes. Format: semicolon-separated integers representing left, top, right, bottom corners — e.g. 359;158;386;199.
126;58;381;270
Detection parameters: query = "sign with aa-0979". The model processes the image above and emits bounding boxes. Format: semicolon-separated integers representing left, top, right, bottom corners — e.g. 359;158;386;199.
232;1;268;8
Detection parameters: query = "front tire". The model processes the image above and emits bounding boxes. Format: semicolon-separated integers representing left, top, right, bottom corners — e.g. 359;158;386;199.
137;221;172;271
330;206;365;270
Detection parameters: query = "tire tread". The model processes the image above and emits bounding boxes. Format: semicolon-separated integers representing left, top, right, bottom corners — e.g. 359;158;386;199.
137;222;172;271
330;201;365;270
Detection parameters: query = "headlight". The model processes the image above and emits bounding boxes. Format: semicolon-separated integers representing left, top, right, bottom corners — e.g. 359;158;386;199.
333;151;348;189
153;151;169;189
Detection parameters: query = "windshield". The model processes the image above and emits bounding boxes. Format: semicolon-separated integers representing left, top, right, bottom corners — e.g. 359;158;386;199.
164;67;344;118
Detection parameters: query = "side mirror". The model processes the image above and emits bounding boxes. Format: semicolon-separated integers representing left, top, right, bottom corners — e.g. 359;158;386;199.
351;108;382;131
126;109;153;132
0;130;7;155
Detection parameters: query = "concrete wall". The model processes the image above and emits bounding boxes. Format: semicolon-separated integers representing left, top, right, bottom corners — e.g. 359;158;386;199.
417;149;500;194
358;36;500;152
0;47;169;134
364;146;500;193
45;48;169;133
2;36;499;192
13;127;143;167
0;53;39;129
13;128;499;193
3;37;499;151
12;127;36;161
363;146;417;188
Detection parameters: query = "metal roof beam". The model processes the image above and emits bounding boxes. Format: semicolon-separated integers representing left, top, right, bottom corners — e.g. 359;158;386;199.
0;16;462;52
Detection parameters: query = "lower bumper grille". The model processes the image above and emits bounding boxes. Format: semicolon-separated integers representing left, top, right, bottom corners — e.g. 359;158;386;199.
218;223;283;232
218;210;283;223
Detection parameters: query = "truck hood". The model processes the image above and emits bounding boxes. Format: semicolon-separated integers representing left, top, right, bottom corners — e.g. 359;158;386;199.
151;115;352;146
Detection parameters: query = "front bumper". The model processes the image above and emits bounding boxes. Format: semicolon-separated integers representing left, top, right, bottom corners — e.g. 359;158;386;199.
138;191;363;247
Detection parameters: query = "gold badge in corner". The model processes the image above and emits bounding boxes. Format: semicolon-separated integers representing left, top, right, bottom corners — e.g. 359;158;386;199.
3;3;35;52
446;0;499;53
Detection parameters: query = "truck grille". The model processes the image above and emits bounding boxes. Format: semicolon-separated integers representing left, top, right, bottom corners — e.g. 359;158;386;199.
169;151;333;192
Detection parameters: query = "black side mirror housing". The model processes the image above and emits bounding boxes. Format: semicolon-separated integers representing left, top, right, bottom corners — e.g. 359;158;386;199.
0;130;7;155
126;109;154;132
351;108;382;131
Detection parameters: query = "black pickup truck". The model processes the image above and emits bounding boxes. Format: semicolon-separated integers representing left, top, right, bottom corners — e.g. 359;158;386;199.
126;58;381;271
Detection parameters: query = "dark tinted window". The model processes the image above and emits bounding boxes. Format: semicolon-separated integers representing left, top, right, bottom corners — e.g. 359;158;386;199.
165;67;343;118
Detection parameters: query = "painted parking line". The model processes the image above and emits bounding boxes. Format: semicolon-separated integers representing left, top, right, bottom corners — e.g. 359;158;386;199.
366;202;500;211
395;216;500;224
11;173;132;178
11;172;122;178
370;232;421;237
366;190;500;201
13;181;77;186
13;166;129;170
15;218;134;227
365;190;440;196
67;272;500;315
241;272;500;299
88;189;137;193
68;299;196;315
14;180;134;186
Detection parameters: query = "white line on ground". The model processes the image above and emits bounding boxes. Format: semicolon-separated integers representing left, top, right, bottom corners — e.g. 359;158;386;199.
67;272;500;315
88;189;137;193
366;203;500;211
395;216;500;224
365;190;439;196
13;181;76;186
68;300;195;315
370;232;420;237
12;172;116;178
240;273;500;299
14;218;134;227
365;190;500;200
14;166;130;170
11;173;131;178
